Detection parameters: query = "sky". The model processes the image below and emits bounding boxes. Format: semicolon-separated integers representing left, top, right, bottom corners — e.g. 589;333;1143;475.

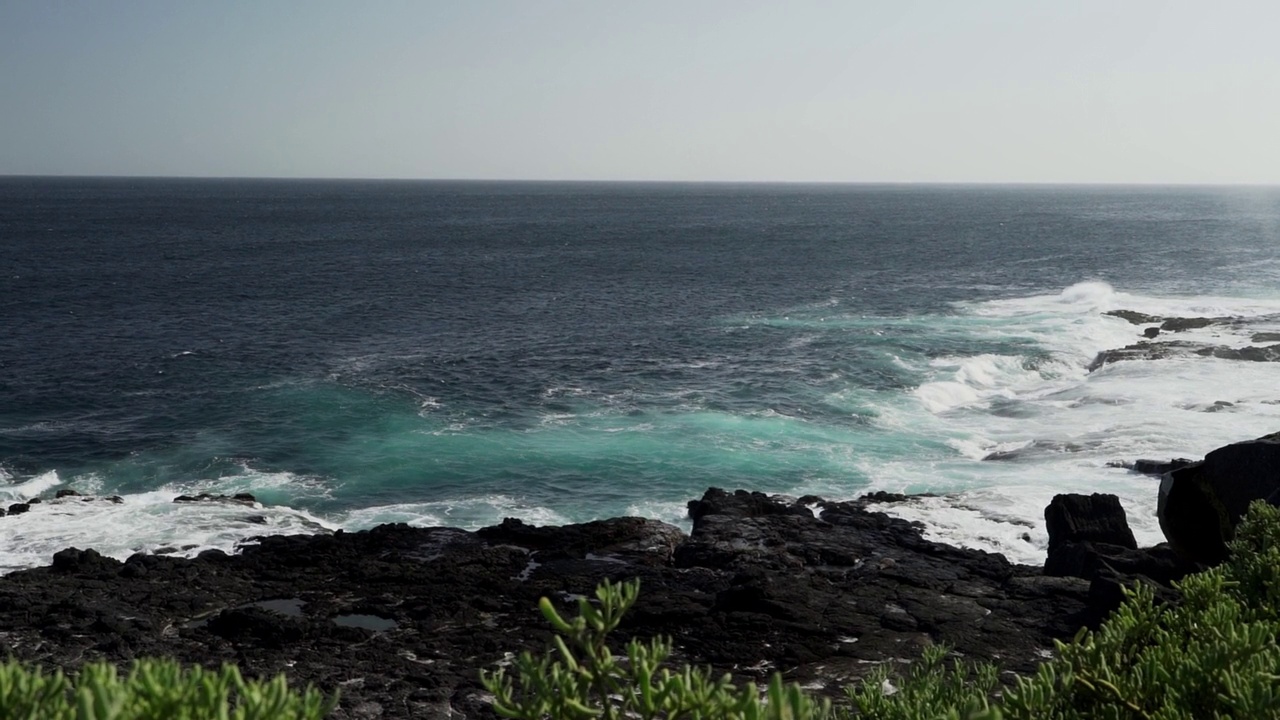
1;1;1278;183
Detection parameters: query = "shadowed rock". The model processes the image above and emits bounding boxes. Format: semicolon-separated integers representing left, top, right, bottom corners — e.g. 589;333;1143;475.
1131;458;1195;476
1043;494;1135;578
1158;432;1280;564
1044;493;1199;616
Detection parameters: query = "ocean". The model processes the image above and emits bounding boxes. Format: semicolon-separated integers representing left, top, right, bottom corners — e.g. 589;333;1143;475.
3;178;1280;572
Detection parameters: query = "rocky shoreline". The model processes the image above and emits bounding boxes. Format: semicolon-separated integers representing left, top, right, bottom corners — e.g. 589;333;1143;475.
0;485;1194;720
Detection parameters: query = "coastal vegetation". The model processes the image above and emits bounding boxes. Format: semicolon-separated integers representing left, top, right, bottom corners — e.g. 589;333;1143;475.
0;659;332;719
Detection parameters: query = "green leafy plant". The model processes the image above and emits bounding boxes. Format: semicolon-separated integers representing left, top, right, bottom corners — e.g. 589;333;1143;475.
480;578;830;719
0;657;334;719
846;643;1000;720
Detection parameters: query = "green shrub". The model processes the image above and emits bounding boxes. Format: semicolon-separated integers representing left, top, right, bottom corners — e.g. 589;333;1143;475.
845;644;999;720
480;579;831;719
0;657;334;719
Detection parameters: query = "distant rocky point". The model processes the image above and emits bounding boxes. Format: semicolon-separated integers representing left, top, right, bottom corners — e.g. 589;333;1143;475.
1089;309;1280;371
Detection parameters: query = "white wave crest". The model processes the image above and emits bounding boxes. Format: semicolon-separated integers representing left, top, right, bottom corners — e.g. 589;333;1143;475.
0;470;63;501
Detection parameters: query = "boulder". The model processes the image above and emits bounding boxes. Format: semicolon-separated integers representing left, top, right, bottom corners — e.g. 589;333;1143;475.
1043;494;1136;578
1158;433;1280;564
1045;494;1136;549
51;548;121;574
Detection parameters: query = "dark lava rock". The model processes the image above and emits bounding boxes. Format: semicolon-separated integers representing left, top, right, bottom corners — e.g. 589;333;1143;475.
1088;341;1280;372
7;503;29;515
856;490;935;505
173;493;258;505
0;487;1173;719
1044;489;1136;579
1087;341;1198;371
207;607;306;649
1143;327;1160;338
1132;458;1195;476
51;548;122;575
1195;344;1280;362
1044;494;1198;617
1252;332;1280;343
1104;310;1162;325
1158;432;1280;564
1044;494;1134;579
1160;316;1224;332
1046;494;1136;552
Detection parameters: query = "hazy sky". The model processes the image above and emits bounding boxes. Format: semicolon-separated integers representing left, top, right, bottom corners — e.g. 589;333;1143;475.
2;1;1278;183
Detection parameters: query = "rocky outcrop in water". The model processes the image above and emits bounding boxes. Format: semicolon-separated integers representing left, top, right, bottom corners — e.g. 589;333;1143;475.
1092;310;1280;372
1103;310;1162;325
1101;310;1231;332
0;488;1160;720
1086;340;1280;372
1131;458;1195;476
1086;340;1200;371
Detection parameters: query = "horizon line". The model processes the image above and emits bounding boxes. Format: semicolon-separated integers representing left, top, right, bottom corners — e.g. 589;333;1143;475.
2;174;1279;189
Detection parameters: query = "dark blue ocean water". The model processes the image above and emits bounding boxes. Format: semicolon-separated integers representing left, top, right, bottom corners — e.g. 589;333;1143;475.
3;178;1280;568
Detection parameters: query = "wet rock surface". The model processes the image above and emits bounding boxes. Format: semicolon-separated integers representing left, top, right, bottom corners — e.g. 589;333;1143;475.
1086;340;1280;372
1103;310;1162;325
0;488;1140;719
1092;310;1280;372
